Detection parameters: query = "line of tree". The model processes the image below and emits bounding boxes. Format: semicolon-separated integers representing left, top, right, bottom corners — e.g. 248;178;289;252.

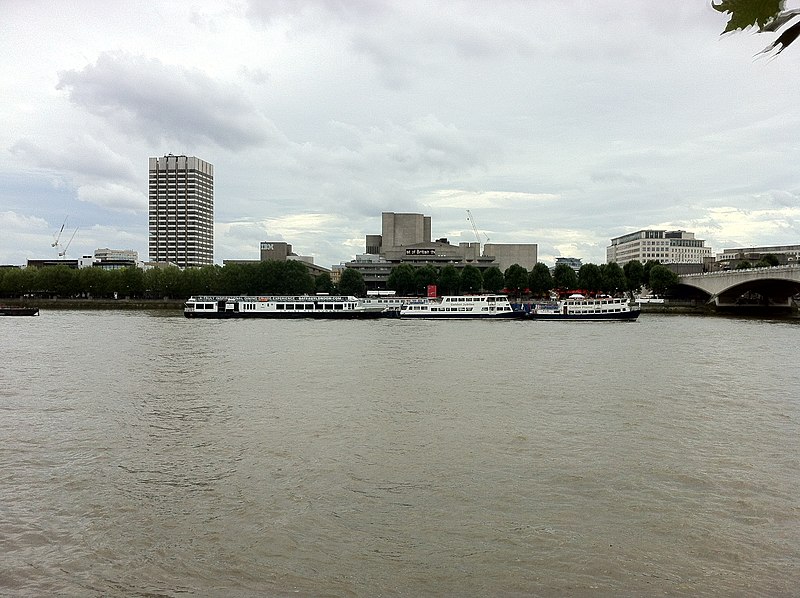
385;259;680;298
0;258;681;300
0;260;327;300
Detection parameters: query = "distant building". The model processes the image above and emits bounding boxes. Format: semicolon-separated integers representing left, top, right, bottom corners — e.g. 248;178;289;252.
93;248;138;270
607;230;712;266
148;154;214;268
224;241;331;279
554;257;582;272
339;211;537;290
716;244;800;269
483;243;537;272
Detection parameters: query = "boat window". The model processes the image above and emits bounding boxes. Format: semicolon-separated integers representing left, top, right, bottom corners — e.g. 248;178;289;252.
334;304;343;310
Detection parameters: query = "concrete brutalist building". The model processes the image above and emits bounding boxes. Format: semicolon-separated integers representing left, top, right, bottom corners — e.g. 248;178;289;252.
339;211;537;290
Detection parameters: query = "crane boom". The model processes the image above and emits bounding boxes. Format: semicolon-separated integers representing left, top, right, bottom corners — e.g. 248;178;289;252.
466;209;489;244
58;228;78;258
52;217;67;248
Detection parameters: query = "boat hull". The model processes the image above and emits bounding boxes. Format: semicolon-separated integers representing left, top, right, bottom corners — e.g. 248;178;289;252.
399;311;527;320
184;310;387;319
529;309;640;321
0;307;39;316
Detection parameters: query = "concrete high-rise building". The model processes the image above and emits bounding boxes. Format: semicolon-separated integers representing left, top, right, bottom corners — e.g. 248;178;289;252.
607;229;711;266
148;154;214;268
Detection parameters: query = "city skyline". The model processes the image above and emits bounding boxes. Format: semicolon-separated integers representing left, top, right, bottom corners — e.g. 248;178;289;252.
2;2;799;269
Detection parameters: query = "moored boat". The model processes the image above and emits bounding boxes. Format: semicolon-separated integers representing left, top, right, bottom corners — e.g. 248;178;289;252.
398;294;526;319
184;295;389;319
528;294;640;321
0;305;40;316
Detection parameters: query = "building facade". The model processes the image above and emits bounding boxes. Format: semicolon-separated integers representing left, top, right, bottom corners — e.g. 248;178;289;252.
339;211;537;290
148;154;214;268
716;244;800;267
607;230;712;266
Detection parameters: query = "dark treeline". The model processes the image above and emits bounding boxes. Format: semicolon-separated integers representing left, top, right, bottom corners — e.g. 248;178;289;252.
0;258;679;300
0;261;325;300
384;259;677;297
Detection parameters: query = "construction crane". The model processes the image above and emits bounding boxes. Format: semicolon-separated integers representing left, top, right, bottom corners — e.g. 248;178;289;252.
52;216;67;248
466;209;489;244
58;228;78;258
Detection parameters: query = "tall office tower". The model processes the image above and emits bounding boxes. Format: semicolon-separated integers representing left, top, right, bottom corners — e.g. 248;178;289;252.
148;154;214;268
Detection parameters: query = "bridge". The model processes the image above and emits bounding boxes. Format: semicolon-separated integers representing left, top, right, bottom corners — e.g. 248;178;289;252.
677;265;800;309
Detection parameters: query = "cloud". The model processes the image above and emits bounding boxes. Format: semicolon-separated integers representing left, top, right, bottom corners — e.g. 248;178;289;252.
56;52;279;150
10;136;137;183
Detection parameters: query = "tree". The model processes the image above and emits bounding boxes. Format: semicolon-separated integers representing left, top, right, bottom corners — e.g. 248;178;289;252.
437;265;460;295
315;272;334;294
414;265;438;295
714;0;800;56
482;267;505;293
600;262;627;295
528;263;553;298
387;263;417;296
339;268;366;296
459;264;483;294
552;263;578;290
504;264;528;297
736;260;753;270
642;260;660;287
623;260;645;293
578;263;603;293
757;254;780;267
648;265;679;296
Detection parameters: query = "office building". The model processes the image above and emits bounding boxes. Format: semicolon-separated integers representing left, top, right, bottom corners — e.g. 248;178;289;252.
607;230;711;266
148;154;214;268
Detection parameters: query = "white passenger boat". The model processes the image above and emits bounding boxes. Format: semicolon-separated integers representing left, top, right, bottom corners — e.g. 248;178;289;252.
184;295;389;319
398;294;525;319
528;294;640;321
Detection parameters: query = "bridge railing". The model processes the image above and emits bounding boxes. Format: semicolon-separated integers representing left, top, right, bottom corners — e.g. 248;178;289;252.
680;264;800;278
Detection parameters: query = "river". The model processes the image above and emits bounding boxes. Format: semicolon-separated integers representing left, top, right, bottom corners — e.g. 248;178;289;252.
1;310;798;596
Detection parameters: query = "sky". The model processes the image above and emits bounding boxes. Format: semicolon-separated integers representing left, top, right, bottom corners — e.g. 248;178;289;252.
2;1;799;269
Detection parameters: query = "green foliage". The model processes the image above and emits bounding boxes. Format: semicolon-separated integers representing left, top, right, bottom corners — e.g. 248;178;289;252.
503;264;528;296
642;260;660;285
459;265;483;293
388;263;417;295
339;268;366;296
600;262;627;294
736;260;753;269
528;263;553;297
713;0;781;32
414;265;438;295
757;253;780;267
482;266;505;293
577;263;603;292
437;265;460;295
622;260;645;292
714;0;800;55
315;272;334;294
552;263;578;290
648;265;679;295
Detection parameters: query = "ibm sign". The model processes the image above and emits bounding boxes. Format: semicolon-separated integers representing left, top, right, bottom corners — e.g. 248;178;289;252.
406;248;436;256
261;243;274;251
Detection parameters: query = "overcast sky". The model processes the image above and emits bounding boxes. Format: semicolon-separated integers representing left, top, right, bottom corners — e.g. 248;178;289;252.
2;1;799;269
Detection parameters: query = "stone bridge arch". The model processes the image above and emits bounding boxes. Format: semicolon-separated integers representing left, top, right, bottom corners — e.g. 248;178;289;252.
677;265;800;308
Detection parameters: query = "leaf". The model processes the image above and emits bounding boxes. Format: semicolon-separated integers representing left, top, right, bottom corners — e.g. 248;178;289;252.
757;20;800;54
713;0;784;33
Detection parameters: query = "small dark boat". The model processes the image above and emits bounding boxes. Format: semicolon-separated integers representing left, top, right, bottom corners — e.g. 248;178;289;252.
0;306;40;316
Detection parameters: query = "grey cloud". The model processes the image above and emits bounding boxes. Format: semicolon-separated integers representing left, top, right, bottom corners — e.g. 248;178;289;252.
57;52;276;151
10;137;137;183
590;170;646;186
